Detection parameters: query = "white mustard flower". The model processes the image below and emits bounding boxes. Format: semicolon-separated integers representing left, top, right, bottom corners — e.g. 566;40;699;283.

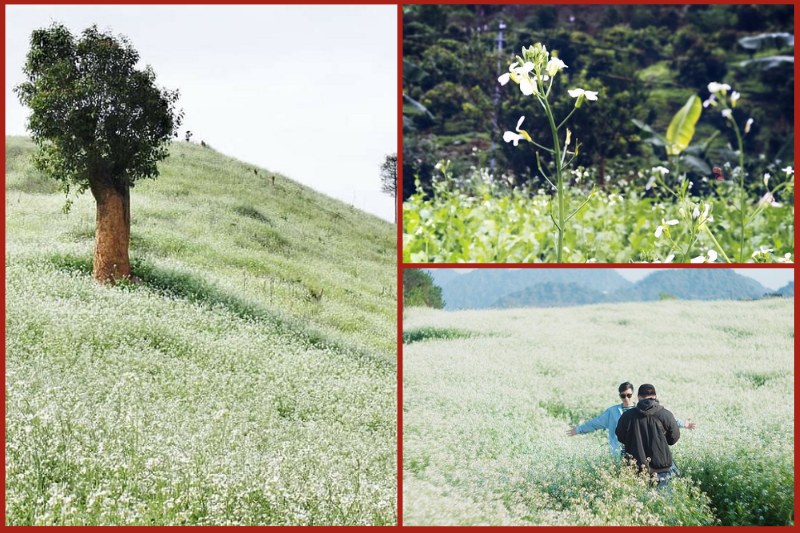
782;166;793;176
744;118;754;134
653;166;669;176
702;94;717;108
763;173;771;186
722;109;733;119
503;131;525;146
758;192;782;208
654;218;678;238
546;57;567;77
777;253;793;263
730;91;740;107
707;82;731;94
503;116;532;146
568;88;598;100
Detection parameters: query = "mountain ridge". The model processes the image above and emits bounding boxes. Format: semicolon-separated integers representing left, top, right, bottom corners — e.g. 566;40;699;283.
428;268;786;310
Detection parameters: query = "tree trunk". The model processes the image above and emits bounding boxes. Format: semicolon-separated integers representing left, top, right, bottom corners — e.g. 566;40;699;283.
89;177;132;283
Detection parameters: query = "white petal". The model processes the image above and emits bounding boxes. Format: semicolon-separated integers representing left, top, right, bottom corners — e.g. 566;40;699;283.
654;226;664;238
664;254;675;263
568;88;584;98
517;62;535;74
692;206;700;218
520;77;535;96
666;219;679;226
707;250;718;262
584;90;598;101
503;131;523;146
722;109;732;119
690;255;705;263
498;73;511;85
516;116;525;131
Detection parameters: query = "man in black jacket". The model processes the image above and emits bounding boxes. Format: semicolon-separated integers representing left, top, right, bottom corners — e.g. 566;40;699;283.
615;383;680;488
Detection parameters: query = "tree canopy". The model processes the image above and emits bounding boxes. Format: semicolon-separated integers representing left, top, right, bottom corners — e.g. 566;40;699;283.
15;23;182;196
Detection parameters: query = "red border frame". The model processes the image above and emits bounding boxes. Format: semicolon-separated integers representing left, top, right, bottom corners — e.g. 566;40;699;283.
2;0;798;529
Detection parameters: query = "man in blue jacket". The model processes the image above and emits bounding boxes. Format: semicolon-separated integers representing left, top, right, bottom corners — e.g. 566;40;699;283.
567;382;695;456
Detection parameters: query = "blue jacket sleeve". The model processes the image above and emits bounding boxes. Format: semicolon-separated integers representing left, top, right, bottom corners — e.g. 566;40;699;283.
576;407;611;434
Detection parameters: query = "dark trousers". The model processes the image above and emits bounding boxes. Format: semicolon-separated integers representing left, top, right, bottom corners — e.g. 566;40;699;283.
655;463;680;489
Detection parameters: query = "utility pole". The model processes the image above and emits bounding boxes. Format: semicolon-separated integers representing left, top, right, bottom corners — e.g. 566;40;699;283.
490;21;506;176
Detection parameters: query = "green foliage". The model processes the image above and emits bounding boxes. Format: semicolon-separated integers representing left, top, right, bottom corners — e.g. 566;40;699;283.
14;24;182;195
403;327;476;344
403;269;444;309
403;5;794;195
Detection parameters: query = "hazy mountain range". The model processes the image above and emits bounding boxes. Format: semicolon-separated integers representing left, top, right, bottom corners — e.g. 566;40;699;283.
427;269;793;310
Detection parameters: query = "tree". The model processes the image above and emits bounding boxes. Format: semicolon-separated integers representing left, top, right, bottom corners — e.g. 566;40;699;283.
15;24;182;283
380;153;398;222
403;269;444;308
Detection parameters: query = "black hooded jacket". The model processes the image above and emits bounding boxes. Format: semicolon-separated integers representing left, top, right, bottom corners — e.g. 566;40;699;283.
615;398;680;473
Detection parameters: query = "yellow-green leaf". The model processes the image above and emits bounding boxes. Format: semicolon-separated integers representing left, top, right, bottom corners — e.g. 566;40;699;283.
666;95;702;156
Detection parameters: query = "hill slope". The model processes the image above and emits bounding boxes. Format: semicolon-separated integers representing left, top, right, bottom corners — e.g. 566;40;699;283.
619;269;769;301
5;136;396;525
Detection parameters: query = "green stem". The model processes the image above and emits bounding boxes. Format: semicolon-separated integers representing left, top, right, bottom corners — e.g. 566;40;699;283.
729;117;746;262
541;95;564;262
557;107;578;131
703;225;732;263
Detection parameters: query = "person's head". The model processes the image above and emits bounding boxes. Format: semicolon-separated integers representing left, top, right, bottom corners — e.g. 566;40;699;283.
618;381;635;406
637;383;657;399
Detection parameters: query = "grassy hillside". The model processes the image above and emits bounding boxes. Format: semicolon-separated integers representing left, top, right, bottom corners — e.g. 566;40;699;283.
5;136;397;525
403;300;793;526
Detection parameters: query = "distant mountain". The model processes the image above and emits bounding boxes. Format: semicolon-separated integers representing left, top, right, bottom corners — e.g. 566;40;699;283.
619;269;768;301
432;269;777;310
435;269;631;310
776;281;794;297
491;282;608;308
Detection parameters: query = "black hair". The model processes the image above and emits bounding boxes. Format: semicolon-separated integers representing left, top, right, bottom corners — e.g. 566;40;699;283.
618;382;634;393
638;383;657;396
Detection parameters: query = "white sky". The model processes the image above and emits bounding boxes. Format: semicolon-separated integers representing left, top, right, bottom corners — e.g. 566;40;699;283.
441;268;793;290
615;268;793;290
6;5;397;221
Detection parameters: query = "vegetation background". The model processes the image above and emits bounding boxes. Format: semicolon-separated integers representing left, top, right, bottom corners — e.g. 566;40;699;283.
403;4;794;197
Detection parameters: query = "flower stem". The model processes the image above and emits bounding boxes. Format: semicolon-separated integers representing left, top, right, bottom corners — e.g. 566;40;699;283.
542;96;564;262
730;118;746;262
703;225;732;263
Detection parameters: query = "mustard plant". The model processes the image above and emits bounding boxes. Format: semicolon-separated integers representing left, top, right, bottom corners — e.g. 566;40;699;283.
498;43;598;262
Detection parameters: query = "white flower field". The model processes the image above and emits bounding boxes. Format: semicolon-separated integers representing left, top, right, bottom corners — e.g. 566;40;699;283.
402;299;794;525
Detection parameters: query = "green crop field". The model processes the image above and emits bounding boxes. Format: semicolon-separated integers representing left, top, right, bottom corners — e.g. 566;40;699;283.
403;299;794;525
5;136;397;525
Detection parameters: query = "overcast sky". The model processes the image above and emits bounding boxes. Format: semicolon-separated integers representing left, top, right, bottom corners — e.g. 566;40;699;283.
6;5;397;221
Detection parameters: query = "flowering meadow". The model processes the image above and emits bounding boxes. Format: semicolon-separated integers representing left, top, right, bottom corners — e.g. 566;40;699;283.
6;137;397;525
402;299;794;525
